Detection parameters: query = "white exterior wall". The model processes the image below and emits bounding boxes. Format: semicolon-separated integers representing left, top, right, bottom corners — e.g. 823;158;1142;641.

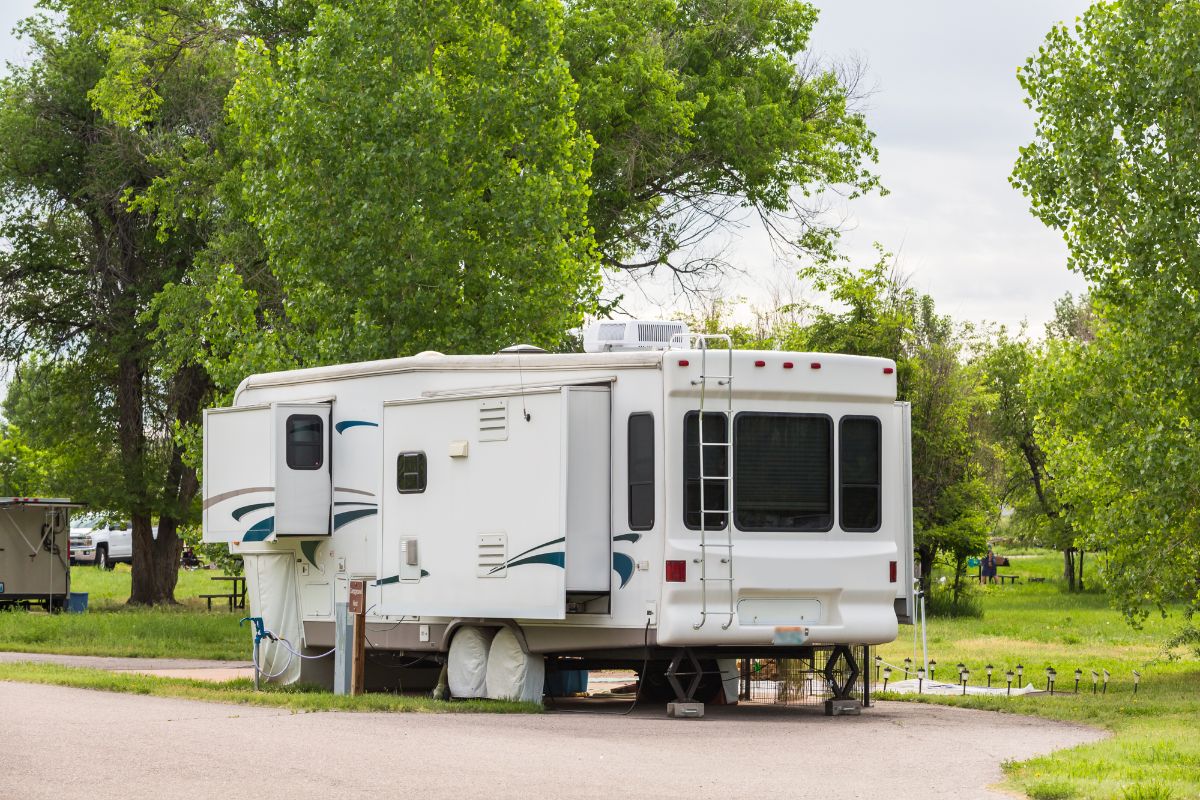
214;349;910;658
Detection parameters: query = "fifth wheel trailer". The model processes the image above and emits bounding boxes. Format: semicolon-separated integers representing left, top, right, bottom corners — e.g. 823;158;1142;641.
202;324;915;708
0;497;82;610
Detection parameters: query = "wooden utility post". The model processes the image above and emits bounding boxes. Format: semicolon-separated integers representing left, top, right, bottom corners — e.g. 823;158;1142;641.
348;579;366;695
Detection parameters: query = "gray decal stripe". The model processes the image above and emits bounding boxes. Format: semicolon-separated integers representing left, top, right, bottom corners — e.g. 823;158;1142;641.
333;487;376;497
202;487;273;510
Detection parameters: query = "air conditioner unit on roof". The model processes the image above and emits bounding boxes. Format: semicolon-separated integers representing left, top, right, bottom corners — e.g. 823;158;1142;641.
582;320;689;353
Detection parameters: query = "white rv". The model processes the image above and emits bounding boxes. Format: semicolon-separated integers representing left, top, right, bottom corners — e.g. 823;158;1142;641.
203;323;914;706
0;497;81;610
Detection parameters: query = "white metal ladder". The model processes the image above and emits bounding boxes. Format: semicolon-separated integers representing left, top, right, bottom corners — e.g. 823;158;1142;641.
674;333;736;630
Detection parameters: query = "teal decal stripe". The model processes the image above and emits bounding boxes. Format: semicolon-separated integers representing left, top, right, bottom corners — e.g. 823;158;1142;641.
612;553;636;588
232;502;274;522
243;516;274;542
373;571;428;586
502;551;565;572
504;537;566;565
333;508;378;530
335;420;379;434
300;540;322;568
612;533;642;543
333;501;377;508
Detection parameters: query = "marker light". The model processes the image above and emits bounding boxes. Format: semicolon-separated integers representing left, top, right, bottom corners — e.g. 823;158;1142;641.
754;360;766;367
678;360;689;367
665;560;687;582
782;361;794;369
810;362;822;370
889;561;897;583
883;366;895;374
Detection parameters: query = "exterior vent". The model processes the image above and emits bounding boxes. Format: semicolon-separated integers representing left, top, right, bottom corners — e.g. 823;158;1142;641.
583;320;688;353
478;399;508;442
477;533;507;577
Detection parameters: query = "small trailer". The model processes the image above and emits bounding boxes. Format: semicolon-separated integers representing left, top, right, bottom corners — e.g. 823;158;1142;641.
203;323;914;710
0;497;82;611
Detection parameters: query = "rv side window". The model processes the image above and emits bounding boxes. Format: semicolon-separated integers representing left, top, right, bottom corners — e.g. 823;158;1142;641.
683;411;729;530
397;452;427;494
628;413;655;530
285;414;324;470
734;413;832;532
840;416;881;532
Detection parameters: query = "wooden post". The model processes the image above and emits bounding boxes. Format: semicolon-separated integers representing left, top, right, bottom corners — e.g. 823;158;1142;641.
349;579;366;696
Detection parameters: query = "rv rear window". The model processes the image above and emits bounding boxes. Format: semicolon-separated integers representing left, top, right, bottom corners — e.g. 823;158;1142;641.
683;411;729;530
628;413;655;530
734;413;832;532
285;414;324;470
397;452;427;494
840;416;881;532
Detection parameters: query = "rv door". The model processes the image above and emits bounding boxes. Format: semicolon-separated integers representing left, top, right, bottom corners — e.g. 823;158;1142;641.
273;403;332;536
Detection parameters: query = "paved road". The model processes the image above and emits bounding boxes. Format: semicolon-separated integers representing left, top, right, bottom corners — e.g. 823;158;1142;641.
0;682;1103;800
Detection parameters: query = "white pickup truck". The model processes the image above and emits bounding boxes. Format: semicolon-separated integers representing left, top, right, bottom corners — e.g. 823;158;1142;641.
69;518;133;570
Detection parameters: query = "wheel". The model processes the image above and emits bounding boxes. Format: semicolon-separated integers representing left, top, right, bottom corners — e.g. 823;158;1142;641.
96;545;112;570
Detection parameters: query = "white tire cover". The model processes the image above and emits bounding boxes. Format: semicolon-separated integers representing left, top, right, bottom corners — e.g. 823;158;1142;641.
485;627;545;703
448;626;494;699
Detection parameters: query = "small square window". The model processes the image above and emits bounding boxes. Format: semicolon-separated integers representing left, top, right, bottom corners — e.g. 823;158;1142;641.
286;414;324;470
397;452;427;494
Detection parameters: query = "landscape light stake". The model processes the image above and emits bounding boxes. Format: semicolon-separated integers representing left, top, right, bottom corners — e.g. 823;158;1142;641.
1133;671;1141;695
882;666;891;692
903;657;912;680
960;668;970;695
1005;669;1014;696
1091;670;1099;695
1074;668;1082;694
985;664;993;688
917;667;925;694
1016;663;1024;688
875;654;882;683
1046;666;1056;695
929;660;937;681
1102;669;1109;695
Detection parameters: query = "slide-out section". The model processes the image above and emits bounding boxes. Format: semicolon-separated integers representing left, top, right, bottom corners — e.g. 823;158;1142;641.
203;402;332;543
376;385;610;620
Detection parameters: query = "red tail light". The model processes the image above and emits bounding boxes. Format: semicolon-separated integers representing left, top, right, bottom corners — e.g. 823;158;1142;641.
884;366;895;374
889;561;897;583
665;560;687;582
678;359;690;367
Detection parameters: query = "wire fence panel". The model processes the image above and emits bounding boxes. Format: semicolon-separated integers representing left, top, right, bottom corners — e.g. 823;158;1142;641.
738;646;868;706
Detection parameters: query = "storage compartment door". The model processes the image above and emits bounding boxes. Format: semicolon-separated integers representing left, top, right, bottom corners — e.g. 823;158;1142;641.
274;403;333;536
203;405;274;543
376;391;566;619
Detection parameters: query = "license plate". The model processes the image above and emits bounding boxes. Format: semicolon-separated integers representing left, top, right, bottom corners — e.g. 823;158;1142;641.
772;626;809;645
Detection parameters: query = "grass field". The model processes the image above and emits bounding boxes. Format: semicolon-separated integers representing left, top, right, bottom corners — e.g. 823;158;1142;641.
0;564;247;659
0;661;538;713
877;550;1199;800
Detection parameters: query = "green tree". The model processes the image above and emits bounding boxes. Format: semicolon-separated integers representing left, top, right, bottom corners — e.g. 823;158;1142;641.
562;0;881;283
0;8;225;603
1013;0;1200;623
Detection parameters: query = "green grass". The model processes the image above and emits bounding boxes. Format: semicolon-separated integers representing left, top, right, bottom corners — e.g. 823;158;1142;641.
0;564;248;659
0;661;539;713
878;549;1199;800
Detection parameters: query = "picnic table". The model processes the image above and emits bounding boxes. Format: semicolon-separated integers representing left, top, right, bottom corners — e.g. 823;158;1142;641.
199;575;247;611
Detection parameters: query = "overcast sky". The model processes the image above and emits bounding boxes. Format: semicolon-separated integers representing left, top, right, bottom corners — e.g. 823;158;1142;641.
0;0;1091;334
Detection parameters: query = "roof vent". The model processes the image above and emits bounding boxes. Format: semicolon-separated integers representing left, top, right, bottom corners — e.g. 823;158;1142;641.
498;344;548;354
582;320;688;353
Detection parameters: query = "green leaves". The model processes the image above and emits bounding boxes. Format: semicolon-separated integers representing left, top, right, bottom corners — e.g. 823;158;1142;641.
229;0;600;361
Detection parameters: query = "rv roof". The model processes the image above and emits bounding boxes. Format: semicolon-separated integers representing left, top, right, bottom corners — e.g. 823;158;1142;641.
234;349;897;400
235;351;666;397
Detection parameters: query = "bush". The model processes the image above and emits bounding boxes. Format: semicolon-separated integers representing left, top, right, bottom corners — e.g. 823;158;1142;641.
925;586;984;618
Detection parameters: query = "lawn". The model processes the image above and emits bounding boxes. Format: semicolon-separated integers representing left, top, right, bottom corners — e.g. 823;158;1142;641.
877;549;1199;800
0;564;248;659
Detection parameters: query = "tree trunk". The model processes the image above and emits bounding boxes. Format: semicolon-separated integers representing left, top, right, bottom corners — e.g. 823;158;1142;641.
1063;548;1076;592
129;514;182;605
918;543;937;595
1077;549;1085;592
